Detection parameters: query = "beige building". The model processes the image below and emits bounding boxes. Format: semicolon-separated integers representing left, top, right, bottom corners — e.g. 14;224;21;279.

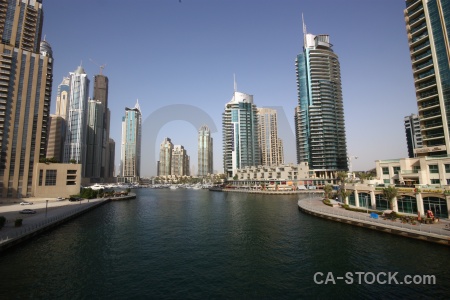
46;115;66;163
0;1;54;198
171;145;189;176
33;163;81;198
257;108;284;166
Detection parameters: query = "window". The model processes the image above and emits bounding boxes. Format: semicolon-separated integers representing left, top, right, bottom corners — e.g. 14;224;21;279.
413;165;421;172
431;179;440;184
429;165;439;174
45;170;57;186
393;166;401;174
39;170;43;186
445;164;450;173
382;167;389;175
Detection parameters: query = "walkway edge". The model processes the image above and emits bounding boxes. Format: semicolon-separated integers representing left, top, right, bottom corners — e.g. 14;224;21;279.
298;200;450;247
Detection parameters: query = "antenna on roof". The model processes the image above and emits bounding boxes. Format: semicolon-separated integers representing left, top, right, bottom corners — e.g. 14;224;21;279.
233;73;237;92
89;58;107;75
302;13;307;47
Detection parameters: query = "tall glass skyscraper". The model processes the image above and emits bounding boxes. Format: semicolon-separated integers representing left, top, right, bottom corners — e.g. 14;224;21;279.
404;0;450;156
223;88;260;178
63;66;90;172
294;26;348;174
119;100;142;183
85;100;105;179
0;0;53;198
158;137;173;176
198;125;213;176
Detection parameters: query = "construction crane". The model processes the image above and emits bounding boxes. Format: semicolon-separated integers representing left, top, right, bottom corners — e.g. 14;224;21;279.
89;58;106;75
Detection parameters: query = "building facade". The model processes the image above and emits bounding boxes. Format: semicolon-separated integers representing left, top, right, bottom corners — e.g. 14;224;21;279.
46;115;66;163
404;113;423;157
118;101;142;183
404;0;450;156
257;108;284;166
55;77;69;120
294;26;348;174
0;0;54;198
198;125;213;176
84;100;105;179
171;145;189;176
63;66;90;171
93;74;113;182
223;89;260;178
158;137;173;176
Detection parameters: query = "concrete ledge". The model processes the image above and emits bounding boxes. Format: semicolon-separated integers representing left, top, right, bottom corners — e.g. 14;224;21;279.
223;189;323;195
298;201;450;247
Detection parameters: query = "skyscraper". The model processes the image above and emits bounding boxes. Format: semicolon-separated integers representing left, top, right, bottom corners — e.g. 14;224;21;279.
119;100;142;183
0;0;54;198
404;113;423;158
404;0;450;156
46;115;66;163
257;108;284;166
84;100;105;179
63;66;90;172
93;73;113;181
55;77;70;120
198;125;213;176
171;145;189;176
294;23;348;175
223;84;260;178
158;137;173;176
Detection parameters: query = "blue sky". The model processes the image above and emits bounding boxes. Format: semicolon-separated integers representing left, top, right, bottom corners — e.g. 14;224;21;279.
42;0;416;176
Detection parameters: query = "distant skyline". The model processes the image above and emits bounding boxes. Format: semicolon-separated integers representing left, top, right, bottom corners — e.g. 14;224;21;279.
42;1;416;176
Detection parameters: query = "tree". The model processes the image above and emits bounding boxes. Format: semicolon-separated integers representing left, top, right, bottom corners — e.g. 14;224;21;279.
323;184;333;199
382;186;398;210
339;188;352;204
336;171;347;185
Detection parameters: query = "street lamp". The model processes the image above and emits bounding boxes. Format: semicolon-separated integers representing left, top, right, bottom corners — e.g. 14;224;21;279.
45;199;49;218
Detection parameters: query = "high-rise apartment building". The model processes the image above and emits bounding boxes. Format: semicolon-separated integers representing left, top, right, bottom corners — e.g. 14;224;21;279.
171;145;189;176
55;77;69;120
85;100;105;179
198;125;213;176
63;66;90;171
118;101;142;183
93;73;113;181
404;113;423;158
46;115;66;163
223;87;260;178
294;24;348;175
0;0;54;198
158;137;173;176
404;0;450;156
257;108;284;166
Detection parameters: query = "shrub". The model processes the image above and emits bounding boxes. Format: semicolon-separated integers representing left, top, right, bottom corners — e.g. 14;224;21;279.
15;218;22;227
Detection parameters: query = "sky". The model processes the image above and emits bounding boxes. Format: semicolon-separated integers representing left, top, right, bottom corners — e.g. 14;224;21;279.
42;0;417;177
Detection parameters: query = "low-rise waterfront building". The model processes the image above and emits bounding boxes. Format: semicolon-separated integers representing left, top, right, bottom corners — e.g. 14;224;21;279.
33;163;82;198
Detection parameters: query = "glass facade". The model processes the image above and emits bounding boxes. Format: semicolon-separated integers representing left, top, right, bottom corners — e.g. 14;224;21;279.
294;32;348;171
423;196;448;218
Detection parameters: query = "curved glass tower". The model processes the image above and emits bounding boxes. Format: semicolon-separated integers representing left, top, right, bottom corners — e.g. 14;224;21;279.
294;30;348;174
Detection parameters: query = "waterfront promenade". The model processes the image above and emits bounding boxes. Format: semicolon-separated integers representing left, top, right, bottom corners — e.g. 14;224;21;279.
298;197;450;246
0;194;136;253
223;188;324;195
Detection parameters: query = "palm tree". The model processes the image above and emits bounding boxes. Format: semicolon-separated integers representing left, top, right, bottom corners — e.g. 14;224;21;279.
336;171;347;185
323;184;333;199
339;188;352;205
382;186;398;210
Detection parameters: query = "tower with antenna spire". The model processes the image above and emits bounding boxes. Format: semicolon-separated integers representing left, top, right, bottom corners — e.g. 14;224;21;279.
294;17;348;178
222;77;260;178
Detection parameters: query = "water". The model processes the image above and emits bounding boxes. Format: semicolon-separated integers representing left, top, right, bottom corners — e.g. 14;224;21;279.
0;189;449;299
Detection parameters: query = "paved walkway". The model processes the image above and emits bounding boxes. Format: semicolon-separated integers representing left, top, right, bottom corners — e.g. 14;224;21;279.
298;198;450;240
0;198;108;242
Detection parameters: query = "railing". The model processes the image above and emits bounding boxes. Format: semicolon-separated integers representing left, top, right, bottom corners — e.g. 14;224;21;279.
0;200;105;244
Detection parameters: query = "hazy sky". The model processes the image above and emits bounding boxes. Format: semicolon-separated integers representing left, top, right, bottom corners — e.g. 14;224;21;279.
42;0;416;176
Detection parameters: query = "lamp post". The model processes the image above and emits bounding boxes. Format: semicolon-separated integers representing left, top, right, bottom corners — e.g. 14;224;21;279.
45;200;49;218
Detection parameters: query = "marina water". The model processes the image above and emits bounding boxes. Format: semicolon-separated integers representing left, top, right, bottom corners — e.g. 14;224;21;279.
0;189;449;298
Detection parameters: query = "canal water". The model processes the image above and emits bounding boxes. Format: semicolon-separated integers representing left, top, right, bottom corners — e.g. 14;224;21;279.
0;189;449;299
